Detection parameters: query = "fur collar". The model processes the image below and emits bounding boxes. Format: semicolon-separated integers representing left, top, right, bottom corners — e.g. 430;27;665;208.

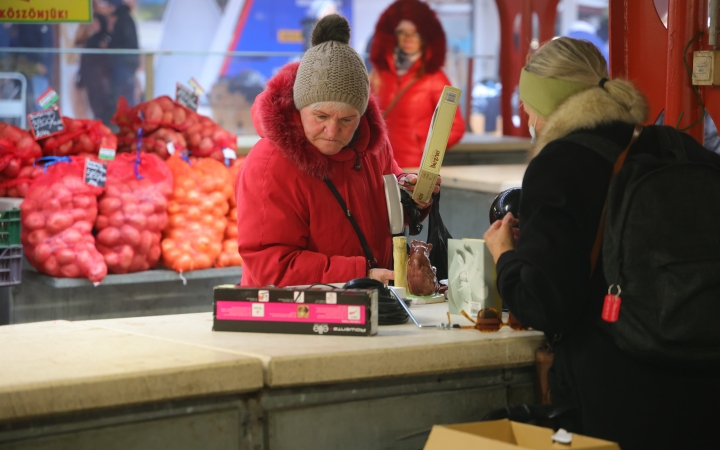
533;84;648;156
369;0;446;74
254;62;387;179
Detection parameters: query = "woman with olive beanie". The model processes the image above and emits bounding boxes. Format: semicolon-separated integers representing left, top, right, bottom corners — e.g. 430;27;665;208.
237;15;437;287
483;37;720;449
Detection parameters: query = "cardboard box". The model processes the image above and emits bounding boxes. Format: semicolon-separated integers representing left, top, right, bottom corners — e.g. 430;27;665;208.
213;286;378;336
412;85;462;203
424;420;620;450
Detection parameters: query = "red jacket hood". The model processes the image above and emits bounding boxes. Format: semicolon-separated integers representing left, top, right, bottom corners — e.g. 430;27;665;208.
369;0;446;74
251;62;387;179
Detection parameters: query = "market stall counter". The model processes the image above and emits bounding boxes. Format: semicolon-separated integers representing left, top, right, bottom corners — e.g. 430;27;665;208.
0;303;544;450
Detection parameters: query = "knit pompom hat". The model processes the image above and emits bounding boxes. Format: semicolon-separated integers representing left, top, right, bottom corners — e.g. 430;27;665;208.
293;14;370;115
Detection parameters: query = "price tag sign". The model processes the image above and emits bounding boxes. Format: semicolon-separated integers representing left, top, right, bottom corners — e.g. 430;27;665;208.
166;141;176;156
222;148;237;160
175;82;199;111
84;158;107;188
28;108;64;140
98;147;117;161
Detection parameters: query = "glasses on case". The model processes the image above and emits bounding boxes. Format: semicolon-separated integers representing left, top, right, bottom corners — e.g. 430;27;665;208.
450;309;529;332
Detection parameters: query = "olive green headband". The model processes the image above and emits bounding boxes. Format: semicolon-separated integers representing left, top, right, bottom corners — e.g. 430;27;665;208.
519;69;594;118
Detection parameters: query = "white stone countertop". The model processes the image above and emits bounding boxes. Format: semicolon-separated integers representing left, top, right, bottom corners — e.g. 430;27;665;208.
85;303;545;388
0;320;264;422
439;164;527;193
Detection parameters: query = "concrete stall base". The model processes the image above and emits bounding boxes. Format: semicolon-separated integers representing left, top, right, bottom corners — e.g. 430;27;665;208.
0;303;544;450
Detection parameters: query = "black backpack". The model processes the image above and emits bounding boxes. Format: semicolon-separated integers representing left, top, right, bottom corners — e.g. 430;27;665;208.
559;125;720;367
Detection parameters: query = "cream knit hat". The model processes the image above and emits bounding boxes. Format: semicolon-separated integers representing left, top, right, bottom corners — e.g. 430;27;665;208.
293;14;370;115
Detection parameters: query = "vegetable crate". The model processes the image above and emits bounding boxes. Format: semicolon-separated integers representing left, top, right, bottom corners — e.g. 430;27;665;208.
0;209;20;247
0;246;22;286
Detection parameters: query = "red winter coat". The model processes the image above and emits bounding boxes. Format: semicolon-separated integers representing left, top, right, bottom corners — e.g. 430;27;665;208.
237;62;402;287
369;0;465;169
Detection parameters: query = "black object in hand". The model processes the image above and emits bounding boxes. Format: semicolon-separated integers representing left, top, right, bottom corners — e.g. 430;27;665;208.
489;187;521;224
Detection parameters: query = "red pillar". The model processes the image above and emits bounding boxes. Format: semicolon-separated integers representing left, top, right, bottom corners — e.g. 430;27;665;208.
495;0;532;137
665;0;706;141
608;0;668;123
495;0;558;137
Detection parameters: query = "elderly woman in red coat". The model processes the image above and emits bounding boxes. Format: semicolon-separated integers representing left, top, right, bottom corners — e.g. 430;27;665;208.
236;15;438;287
369;0;465;168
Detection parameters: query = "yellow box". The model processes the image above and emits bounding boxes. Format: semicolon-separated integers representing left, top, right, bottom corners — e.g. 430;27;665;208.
412;86;462;203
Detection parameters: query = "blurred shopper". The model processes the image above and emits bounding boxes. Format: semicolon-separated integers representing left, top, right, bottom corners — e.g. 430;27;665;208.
15;24;55;112
108;0;140;107
706;115;720;154
75;14;113;124
566;20;608;64
369;0;464;168
483;37;720;450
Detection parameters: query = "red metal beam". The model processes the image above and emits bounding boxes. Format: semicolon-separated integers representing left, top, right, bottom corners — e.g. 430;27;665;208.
496;0;559;137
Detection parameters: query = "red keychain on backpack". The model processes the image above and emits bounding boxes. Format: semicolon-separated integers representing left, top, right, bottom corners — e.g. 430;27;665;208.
602;285;622;322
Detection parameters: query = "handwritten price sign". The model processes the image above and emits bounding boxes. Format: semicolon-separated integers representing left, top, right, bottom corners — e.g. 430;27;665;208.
28;108;64;139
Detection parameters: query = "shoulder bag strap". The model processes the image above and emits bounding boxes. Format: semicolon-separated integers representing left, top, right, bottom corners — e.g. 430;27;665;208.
382;75;420;119
589;124;643;277
324;178;379;269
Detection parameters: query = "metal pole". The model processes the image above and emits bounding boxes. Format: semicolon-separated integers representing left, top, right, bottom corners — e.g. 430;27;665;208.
144;53;155;102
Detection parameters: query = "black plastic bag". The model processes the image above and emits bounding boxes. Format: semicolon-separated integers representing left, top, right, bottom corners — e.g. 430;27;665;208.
427;191;451;280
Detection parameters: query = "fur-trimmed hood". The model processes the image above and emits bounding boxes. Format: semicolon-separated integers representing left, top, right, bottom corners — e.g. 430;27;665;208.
369;0;446;74
533;83;648;156
252;62;387;179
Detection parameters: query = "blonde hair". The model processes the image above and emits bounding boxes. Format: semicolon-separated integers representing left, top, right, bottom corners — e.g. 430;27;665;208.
525;37;641;114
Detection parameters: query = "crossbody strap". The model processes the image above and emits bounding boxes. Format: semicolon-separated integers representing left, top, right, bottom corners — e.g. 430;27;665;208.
382;75;420;119
589;124;643;277
324;178;379;269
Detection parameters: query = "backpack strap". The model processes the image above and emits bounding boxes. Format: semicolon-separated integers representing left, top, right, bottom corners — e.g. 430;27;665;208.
589;124;643;277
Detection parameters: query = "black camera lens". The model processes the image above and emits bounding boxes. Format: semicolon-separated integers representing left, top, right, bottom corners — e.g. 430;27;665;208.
489;187;521;224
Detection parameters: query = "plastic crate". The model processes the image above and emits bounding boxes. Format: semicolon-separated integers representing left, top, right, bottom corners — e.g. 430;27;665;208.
0;208;20;247
0;246;22;286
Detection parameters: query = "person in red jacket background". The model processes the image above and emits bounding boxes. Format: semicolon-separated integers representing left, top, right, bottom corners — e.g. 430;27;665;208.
369;0;465;169
237;14;439;287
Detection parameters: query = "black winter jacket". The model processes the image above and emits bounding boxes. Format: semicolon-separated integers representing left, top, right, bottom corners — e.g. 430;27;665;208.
497;85;720;449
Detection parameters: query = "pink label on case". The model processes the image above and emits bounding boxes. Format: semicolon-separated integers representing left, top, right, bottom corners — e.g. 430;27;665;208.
216;301;365;324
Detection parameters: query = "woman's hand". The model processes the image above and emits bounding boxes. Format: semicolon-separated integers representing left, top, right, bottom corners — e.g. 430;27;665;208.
368;268;394;285
399;173;442;209
483;212;519;263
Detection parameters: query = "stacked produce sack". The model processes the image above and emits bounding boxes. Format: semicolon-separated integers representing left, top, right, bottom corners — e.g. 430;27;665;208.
40;117;117;158
161;155;233;272
95;153;173;274
20;156;107;283
0;123;44;197
215;156;245;268
113;96;237;162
